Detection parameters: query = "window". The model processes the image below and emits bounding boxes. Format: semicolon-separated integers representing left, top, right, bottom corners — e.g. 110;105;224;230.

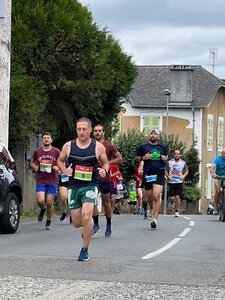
207;114;213;151
141;113;162;135
218;116;224;151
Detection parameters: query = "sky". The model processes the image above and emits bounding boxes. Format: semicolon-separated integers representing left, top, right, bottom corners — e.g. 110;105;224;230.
78;0;225;79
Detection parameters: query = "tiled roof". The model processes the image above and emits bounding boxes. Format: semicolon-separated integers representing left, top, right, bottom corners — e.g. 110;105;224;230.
129;65;225;109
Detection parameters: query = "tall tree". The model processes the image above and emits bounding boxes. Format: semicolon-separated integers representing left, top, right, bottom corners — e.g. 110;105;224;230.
10;0;137;145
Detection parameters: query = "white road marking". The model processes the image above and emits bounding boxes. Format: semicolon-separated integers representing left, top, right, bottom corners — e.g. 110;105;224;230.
142;216;194;260
142;238;181;259
179;228;191;237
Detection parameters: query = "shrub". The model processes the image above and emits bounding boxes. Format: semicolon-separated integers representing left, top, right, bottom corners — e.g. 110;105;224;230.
183;185;201;202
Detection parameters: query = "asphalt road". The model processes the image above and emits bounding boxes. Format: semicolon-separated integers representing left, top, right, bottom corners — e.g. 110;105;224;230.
1;213;225;299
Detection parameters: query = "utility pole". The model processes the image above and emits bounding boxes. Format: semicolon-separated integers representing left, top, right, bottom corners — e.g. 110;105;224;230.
163;89;171;214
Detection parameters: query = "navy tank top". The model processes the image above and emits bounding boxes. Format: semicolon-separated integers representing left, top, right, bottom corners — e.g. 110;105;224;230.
68;139;98;188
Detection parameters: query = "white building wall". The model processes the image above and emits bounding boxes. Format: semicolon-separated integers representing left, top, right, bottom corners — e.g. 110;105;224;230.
0;0;11;146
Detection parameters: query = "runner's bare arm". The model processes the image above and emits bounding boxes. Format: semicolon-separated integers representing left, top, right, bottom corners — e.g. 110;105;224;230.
96;142;109;177
110;150;123;165
210;164;216;178
57;142;72;176
30;157;39;172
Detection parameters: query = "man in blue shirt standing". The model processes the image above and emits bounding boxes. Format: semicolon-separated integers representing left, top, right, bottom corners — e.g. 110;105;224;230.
210;149;225;215
135;129;168;229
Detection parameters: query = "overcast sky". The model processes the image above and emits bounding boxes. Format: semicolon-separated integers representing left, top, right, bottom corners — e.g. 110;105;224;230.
78;0;225;79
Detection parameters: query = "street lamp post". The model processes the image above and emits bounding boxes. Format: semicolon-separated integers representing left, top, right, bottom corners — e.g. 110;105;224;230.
163;89;171;214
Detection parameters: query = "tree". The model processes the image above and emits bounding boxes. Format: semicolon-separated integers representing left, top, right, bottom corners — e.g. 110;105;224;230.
10;0;137;145
159;133;186;159
114;129;147;183
182;146;200;185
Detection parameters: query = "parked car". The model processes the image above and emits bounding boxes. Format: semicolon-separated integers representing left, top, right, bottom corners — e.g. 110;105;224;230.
0;141;23;233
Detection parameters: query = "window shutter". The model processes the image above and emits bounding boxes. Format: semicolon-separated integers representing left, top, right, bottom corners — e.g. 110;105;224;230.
142;115;160;135
207;114;213;151
218;116;224;151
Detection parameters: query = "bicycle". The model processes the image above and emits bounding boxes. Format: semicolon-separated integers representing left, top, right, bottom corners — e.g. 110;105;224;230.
215;175;225;222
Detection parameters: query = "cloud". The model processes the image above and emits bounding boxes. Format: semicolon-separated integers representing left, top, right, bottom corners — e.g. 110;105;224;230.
79;0;225;78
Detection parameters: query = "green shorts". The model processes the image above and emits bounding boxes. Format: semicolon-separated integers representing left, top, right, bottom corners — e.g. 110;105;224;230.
68;186;98;210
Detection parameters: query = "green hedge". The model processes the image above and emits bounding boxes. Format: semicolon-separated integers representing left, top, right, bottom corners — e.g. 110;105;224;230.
183;185;201;202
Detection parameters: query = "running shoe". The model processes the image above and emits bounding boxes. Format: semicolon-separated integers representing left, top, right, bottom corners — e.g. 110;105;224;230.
60;211;68;221
37;206;46;222
78;248;90;261
137;208;142;215
144;212;148;219
175;211;179;217
93;224;100;235
213;207;219;215
45;219;51;230
150;220;157;229
105;224;112;237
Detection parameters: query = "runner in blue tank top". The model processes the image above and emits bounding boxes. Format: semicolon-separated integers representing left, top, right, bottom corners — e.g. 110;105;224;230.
57;117;109;261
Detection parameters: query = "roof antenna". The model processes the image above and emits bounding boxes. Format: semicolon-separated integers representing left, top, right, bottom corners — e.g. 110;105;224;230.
209;48;217;75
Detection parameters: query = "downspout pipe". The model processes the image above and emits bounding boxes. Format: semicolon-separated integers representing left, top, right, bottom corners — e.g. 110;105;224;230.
192;107;195;148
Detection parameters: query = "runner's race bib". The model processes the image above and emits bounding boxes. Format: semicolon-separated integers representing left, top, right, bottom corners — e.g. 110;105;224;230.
40;160;52;173
74;165;93;181
61;174;69;182
145;175;157;182
172;174;182;182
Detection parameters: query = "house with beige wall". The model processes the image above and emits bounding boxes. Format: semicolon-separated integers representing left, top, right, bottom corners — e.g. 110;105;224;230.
119;65;225;214
0;0;11;146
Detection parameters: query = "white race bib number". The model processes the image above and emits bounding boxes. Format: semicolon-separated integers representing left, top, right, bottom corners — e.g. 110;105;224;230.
145;175;157;182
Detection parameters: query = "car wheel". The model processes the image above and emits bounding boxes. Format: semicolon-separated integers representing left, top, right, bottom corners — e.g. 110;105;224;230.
0;193;20;233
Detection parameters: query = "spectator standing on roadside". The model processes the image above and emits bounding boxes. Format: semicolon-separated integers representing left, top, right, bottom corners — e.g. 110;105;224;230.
135;129;168;229
165;149;189;217
57;117;109;261
30;132;60;230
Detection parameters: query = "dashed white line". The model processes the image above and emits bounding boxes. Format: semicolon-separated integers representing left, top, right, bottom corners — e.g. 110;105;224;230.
142;238;181;259
179;227;191;237
142;216;194;260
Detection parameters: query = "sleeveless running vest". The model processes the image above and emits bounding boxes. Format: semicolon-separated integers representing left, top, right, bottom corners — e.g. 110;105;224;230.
68;139;98;188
